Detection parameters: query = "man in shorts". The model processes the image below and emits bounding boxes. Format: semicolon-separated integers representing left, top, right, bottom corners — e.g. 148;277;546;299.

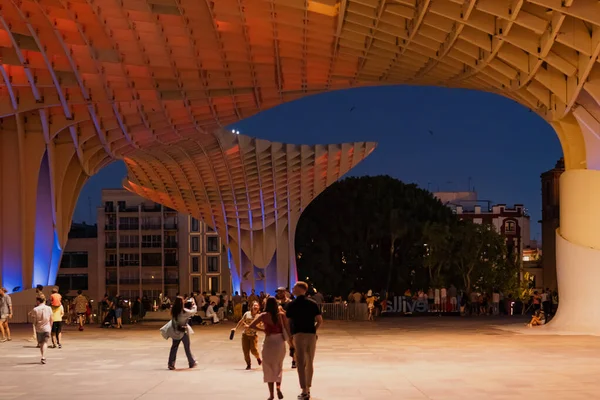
74;290;88;331
51;300;64;348
31;295;53;364
0;288;13;341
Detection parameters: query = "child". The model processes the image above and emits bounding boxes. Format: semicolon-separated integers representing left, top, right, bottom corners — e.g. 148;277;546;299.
50;287;62;307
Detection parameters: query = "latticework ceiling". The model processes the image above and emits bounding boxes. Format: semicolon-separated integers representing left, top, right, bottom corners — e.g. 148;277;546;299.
2;0;600;235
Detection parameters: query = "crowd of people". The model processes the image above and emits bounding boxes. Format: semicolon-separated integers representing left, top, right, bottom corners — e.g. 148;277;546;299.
161;282;322;400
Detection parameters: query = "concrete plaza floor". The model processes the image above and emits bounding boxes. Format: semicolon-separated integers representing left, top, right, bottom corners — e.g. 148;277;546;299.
0;316;599;400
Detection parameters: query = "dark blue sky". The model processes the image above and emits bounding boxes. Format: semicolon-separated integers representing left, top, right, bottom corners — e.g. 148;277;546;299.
74;85;562;241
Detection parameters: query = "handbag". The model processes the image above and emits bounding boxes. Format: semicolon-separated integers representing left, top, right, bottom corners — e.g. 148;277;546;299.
229;328;235;340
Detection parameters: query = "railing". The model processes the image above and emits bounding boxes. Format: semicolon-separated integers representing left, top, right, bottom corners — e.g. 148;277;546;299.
165;260;179;267
164;224;178;230
142;204;162;212
142;243;161;248
105;261;117;267
164;278;179;284
119;224;138;230
119;243;139;248
118;206;139;213
106;242;117;249
119;279;140;285
164;242;178;249
321;303;368;321
105;224;116;230
141;224;162;230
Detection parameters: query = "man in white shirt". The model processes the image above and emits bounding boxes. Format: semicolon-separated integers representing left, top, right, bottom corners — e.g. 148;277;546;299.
206;301;219;324
31;295;53;364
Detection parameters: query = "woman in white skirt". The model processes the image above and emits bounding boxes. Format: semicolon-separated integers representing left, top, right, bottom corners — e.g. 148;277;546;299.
249;297;292;400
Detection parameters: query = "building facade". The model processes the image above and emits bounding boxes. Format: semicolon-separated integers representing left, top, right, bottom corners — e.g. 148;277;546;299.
74;189;231;303
434;191;532;268
55;223;100;299
541;158;565;291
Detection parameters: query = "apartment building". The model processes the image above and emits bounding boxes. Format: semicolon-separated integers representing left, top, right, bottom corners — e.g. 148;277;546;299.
97;189;230;303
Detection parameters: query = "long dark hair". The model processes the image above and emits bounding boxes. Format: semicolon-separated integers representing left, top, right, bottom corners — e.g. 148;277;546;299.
171;296;184;318
264;297;279;325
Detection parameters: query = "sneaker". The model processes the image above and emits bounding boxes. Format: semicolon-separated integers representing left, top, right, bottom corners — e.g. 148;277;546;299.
41;358;46;365
7;338;11;341
246;364;251;370
0;338;7;343
58;344;62;349
78;326;84;331
51;344;56;349
297;393;309;400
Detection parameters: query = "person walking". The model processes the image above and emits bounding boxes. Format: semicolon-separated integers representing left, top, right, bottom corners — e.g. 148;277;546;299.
286;281;323;400
30;295;53;364
233;300;263;370
51;299;64;348
249;297;291;400
74;290;88;331
167;296;197;370
0;288;13;342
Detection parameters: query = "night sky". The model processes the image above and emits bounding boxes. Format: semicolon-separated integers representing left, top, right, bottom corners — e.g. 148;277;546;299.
73;85;563;242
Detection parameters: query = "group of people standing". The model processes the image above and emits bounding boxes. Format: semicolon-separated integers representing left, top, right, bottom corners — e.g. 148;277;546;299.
164;282;323;400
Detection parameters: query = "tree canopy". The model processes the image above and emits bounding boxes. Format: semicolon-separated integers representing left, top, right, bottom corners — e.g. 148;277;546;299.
295;175;520;297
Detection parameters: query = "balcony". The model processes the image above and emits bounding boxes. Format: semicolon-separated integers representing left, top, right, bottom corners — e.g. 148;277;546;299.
141;224;161;230
142;242;161;248
164;223;178;230
142;278;163;284
142;204;162;212
119;243;140;249
165;259;179;267
105;260;117;267
164;278;179;285
106;278;117;285
106;242;117;249
164;241;178;249
121;261;140;267
105;224;116;231
119;224;138;230
119;279;140;285
118;206;139;213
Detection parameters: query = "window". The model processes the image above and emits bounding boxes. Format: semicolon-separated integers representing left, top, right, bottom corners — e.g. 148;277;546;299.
56;274;88;291
119;217;139;230
207;236;219;252
60;252;88;268
192;256;199;273
118;201;126;211
142;253;162;267
142;216;161;229
504;220;516;234
209;276;219;292
119;235;139;248
207;256;219;273
142;235;162;248
191;217;199;232
106;253;117;267
192;277;200;293
191;236;200;252
120;253;140;266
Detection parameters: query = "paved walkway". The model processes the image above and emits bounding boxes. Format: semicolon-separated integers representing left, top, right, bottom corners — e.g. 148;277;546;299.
0;317;598;399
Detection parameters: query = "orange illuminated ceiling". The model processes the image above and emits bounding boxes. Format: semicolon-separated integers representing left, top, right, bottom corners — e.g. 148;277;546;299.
2;0;600;222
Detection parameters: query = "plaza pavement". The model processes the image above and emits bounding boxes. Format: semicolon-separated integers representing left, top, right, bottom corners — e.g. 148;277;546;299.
0;316;599;400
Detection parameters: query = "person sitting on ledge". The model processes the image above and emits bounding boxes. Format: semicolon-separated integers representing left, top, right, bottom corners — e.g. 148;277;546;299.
206;301;220;324
527;309;546;327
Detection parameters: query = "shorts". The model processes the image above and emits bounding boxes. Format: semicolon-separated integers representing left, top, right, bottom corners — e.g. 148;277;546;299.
450;297;457;305
114;308;123;318
36;332;50;344
0;316;7;323
52;321;62;334
77;312;86;317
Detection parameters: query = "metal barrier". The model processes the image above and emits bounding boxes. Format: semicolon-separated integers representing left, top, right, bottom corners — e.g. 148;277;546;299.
321;303;368;321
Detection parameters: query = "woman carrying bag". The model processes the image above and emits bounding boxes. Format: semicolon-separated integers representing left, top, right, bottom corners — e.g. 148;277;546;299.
231;301;263;369
161;296;198;370
249;297;293;400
